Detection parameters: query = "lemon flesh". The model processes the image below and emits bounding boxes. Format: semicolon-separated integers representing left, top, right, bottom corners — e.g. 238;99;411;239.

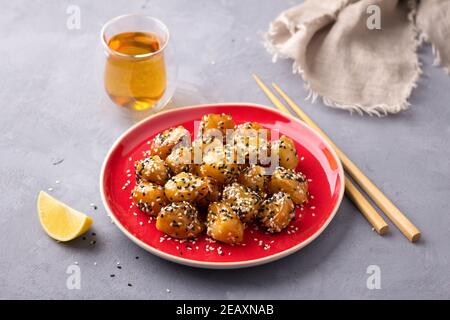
37;191;93;242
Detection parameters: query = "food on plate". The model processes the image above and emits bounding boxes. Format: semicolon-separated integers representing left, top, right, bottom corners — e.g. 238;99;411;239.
233;122;271;165
196;145;239;184
131;182;168;216
258;192;295;233
199;113;235;138
165;146;194;175
222;182;261;224
273;135;299;170
207;202;244;244
196;177;222;208
129;113;310;243
149;126;191;159
135;155;170;185
268;166;308;205
164;172;208;203
156;202;204;239
237;164;267;195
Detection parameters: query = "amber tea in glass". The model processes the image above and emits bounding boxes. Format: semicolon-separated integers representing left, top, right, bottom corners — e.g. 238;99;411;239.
101;15;171;111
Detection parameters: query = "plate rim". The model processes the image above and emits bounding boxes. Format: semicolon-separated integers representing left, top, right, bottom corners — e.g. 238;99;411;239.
99;102;345;269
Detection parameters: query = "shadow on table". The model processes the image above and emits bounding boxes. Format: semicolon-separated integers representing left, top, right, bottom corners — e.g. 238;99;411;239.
106;81;210;125
146;199;358;292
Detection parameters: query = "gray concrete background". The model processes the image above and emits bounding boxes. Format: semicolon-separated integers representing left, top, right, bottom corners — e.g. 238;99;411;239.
1;0;449;299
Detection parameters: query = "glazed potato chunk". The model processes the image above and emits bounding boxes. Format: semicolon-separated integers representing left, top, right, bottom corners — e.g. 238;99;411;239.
207;202;244;244
131;182;169;216
273;135;299;170
199;113;235;138
165;146;193;175
234;122;271;141
196;177;222;208
149;126;191;160
238;165;267;195
164;172;208;203
135;156;170;186
268;167;308;205
196;145;239;184
192;135;223;163
156;202;204;239
258;192;295;233
233;122;271;165
222;182;261;224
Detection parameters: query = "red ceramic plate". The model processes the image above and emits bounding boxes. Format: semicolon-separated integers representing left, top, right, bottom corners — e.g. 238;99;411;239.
100;103;344;268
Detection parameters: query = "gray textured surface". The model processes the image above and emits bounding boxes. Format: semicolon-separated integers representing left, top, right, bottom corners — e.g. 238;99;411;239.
1;0;449;300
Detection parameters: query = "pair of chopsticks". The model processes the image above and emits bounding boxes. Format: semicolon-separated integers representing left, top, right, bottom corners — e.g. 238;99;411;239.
253;74;421;242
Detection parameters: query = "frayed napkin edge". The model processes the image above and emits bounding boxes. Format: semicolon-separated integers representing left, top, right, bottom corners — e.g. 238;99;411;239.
262;0;427;117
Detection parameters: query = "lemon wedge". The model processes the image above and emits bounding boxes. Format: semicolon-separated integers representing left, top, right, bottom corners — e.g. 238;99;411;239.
37;191;93;242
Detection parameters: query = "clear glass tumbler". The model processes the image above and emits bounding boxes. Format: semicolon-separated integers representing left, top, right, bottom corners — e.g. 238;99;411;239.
101;14;177;112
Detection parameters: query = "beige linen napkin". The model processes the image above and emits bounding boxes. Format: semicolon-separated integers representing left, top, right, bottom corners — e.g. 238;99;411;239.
265;0;450;115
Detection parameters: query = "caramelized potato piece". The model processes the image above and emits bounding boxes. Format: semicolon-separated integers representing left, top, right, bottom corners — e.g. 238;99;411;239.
165;146;193;175
164;172;208;203
273;135;299;170
207;202;244;244
238;165;267;195
149;126;191;159
234;122;271;140
196;177;222;208
233;122;271;165
199;113;235;138
197;145;239;184
135;156;170;185
192;135;223;162
268;167;308;205
156;202;204;239
258;192;295;233
222;182;261;224
131;182;169;216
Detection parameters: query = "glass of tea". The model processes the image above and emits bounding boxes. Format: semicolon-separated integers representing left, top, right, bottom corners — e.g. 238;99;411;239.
101;14;177;112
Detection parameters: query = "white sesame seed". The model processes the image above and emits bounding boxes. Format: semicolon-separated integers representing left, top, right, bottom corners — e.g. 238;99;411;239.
47;187;53;191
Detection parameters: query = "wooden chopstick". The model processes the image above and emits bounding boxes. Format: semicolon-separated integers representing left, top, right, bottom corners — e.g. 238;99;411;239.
252;74;389;235
268;80;421;242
